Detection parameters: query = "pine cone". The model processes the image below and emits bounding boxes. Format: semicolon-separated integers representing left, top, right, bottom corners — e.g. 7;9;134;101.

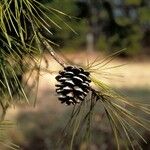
55;66;91;105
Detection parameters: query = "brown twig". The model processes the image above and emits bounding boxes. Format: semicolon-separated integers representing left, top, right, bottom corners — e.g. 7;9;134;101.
42;40;66;68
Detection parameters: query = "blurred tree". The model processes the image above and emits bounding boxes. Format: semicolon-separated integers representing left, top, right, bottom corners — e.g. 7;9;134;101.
43;0;150;56
81;0;150;56
42;0;88;49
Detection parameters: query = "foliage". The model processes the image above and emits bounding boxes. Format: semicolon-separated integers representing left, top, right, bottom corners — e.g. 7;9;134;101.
88;0;150;56
0;0;68;148
43;0;88;49
0;121;19;150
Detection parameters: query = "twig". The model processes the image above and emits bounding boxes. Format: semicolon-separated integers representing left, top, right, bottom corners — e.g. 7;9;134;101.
42;40;66;68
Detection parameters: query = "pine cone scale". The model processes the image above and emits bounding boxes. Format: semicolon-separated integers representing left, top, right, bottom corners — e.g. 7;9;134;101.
55;66;91;105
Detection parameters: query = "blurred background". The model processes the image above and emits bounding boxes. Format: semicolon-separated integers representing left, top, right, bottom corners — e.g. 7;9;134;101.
42;0;150;57
2;0;150;149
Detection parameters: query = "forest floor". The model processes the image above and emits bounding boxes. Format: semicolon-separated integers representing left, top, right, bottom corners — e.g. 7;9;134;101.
6;51;150;118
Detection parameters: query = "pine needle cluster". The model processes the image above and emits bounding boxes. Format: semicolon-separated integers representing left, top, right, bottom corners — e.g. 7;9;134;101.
0;0;149;149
